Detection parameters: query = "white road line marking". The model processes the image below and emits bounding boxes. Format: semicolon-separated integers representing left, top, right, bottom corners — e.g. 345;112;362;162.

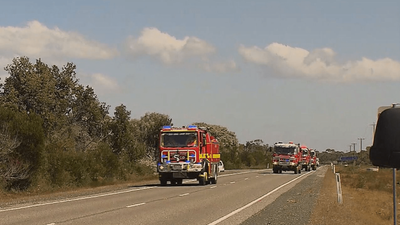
179;193;189;197
230;181;235;184
208;172;312;225
210;186;217;189
244;178;249;180
0;187;154;212
126;202;146;208
47;223;56;225
218;169;269;178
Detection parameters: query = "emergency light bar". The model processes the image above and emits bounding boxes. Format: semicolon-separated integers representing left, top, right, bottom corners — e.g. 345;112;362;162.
162;125;171;129
187;125;197;129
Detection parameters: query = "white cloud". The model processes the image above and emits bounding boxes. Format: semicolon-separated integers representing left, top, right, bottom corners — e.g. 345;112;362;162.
125;27;239;73
0;20;118;61
91;73;119;91
79;73;120;94
238;42;400;82
0;56;12;83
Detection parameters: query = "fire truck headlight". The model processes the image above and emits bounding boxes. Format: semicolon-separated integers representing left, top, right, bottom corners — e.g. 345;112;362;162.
159;165;164;171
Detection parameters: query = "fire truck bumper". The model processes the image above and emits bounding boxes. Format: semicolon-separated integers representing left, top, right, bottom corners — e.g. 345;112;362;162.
157;162;203;173
274;163;298;171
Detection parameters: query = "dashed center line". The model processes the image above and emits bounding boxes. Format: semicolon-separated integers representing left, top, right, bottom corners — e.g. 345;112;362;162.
230;181;235;184
179;193;189;197
126;202;146;208
244;178;249;180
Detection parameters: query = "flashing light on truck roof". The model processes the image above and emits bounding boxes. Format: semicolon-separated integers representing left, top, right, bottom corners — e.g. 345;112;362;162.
187;125;197;129
162;125;171;129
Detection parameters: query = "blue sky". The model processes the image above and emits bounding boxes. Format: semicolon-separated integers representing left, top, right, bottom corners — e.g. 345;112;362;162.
1;0;399;152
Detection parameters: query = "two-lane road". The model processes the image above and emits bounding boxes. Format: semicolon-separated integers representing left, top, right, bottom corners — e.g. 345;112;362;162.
0;169;318;225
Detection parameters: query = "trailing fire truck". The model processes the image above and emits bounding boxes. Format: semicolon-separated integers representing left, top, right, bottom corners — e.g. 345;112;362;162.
157;125;220;185
310;149;317;170
272;141;302;174
300;145;311;171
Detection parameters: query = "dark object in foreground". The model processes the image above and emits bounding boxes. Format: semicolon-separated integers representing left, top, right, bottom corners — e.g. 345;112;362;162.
369;106;400;168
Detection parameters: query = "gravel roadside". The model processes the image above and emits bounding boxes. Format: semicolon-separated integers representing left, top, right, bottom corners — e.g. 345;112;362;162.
240;166;327;225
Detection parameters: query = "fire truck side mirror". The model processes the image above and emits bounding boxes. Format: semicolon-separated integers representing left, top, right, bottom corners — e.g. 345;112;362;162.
369;106;400;168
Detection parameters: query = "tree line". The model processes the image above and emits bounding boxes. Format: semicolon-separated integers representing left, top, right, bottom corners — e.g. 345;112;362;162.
0;57;270;192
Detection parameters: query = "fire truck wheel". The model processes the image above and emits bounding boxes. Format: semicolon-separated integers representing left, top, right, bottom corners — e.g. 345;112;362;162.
176;179;183;185
160;179;167;186
199;172;207;185
211;167;218;184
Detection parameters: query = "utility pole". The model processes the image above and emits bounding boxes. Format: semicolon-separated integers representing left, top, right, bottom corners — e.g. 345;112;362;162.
371;122;376;136
358;138;365;151
352;143;356;152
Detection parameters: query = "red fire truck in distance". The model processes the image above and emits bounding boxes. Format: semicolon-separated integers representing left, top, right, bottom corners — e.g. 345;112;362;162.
157;125;220;185
272;141;302;174
310;149;318;170
300;145;311;171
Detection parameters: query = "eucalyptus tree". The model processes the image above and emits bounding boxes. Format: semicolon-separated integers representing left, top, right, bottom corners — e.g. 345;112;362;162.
131;112;172;160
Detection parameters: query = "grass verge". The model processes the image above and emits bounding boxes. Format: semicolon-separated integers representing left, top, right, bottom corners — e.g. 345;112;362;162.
309;165;398;225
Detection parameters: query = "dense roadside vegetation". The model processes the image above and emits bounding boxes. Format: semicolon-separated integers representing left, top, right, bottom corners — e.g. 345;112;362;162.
0;57;272;194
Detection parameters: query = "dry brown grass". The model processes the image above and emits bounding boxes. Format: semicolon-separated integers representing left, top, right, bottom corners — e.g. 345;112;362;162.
309;165;398;225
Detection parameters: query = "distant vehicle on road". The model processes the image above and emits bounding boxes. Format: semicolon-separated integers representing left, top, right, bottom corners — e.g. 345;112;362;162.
272;141;302;174
218;160;225;172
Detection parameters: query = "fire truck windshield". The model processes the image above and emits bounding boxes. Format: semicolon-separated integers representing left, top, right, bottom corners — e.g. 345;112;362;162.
274;146;296;155
161;132;198;147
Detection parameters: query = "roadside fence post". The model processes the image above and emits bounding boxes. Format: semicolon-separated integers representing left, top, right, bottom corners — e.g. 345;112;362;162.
335;173;343;204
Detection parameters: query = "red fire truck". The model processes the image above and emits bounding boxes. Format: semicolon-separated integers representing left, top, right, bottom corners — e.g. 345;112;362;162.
310;149;317;170
157;125;220;185
272;141;302;174
300;145;311;171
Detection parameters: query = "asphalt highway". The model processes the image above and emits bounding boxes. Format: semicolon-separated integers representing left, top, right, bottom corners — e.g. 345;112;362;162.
0;169;317;225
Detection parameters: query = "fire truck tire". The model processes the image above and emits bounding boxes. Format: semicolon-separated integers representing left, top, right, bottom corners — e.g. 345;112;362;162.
199;172;207;185
176;179;183;185
210;167;218;184
160;179;167;186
